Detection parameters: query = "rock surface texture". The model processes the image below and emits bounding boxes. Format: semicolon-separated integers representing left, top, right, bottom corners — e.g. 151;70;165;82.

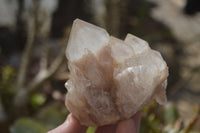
65;19;169;126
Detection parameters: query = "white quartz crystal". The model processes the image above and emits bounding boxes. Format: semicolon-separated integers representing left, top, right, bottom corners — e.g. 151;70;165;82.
65;19;168;126
66;19;109;61
125;33;150;55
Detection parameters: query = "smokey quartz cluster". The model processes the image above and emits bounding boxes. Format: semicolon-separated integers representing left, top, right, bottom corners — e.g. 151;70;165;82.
65;19;168;126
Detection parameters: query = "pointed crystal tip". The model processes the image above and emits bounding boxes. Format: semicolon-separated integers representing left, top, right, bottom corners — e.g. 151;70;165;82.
66;18;110;61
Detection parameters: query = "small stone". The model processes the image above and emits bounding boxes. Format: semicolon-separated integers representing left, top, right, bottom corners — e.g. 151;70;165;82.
65;19;169;126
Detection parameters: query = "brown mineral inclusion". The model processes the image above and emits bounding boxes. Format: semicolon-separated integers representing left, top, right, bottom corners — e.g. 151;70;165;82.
65;19;168;126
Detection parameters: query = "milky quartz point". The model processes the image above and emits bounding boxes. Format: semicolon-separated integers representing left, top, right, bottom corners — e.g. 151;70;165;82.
65;19;168;126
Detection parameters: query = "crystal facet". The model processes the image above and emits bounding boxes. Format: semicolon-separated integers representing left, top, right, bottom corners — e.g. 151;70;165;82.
65;19;168;126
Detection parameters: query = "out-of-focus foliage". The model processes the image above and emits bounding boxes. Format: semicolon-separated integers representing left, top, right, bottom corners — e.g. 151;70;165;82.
0;66;15;112
10;118;47;133
86;127;96;133
9;105;67;132
163;102;179;125
140;102;200;133
35;106;67;130
29;93;46;110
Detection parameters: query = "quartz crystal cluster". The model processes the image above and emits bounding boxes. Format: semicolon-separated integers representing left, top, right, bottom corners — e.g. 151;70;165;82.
65;19;168;126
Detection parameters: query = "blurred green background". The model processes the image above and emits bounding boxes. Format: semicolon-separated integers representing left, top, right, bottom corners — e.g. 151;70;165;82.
0;0;200;132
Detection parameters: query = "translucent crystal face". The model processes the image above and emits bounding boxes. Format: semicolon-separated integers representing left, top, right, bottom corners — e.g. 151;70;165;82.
125;33;150;55
66;19;109;61
65;19;168;126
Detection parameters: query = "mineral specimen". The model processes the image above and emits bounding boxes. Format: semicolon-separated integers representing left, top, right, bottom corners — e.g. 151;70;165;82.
65;19;168;126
